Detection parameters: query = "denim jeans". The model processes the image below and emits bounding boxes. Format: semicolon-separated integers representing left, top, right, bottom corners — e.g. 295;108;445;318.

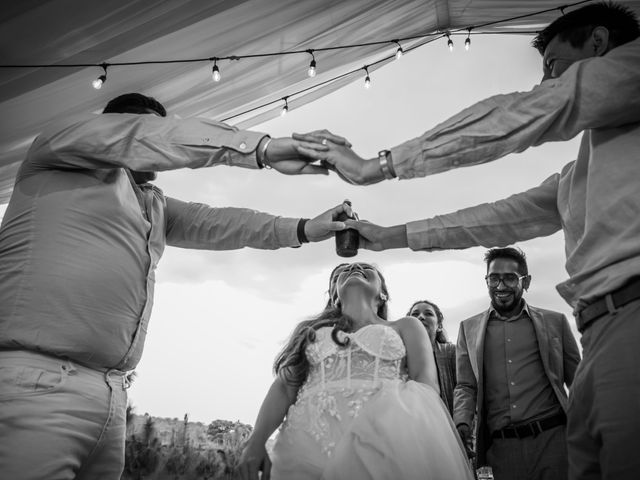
0;350;128;479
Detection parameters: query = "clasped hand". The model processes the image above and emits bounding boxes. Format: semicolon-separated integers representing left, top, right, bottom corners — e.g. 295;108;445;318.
266;130;349;176
292;130;384;185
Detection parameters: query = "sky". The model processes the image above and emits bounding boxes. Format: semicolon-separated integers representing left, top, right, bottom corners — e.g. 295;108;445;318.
0;33;582;426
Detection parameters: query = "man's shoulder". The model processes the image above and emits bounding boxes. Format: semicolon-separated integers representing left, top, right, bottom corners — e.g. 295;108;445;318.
460;310;487;327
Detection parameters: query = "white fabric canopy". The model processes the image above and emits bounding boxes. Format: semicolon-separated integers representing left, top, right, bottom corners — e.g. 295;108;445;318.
1;0;639;203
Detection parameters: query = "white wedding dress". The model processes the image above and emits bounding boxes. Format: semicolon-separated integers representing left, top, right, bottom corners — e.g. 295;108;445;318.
270;324;474;480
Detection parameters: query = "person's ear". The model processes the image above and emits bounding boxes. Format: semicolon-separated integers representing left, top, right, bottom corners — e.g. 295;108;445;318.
523;275;532;291
591;26;611;56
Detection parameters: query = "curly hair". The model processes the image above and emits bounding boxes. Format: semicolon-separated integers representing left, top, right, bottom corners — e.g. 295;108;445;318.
407;299;449;344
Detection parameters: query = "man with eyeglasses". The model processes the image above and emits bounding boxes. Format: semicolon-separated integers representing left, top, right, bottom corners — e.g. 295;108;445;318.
455;247;580;480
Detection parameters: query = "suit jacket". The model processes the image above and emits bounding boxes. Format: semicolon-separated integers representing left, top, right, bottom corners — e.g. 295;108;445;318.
434;342;457;416
453;304;581;465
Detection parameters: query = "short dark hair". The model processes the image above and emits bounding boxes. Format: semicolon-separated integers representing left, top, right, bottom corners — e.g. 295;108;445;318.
102;93;167;117
484;246;529;276
532;2;640;54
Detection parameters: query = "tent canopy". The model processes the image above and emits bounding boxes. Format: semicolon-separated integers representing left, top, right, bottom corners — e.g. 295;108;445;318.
1;0;639;203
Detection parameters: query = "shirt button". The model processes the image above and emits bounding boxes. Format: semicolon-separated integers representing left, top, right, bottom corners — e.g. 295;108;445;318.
507;338;511;342
512;404;517;409
508;359;513;363
510;381;515;386
239;142;247;149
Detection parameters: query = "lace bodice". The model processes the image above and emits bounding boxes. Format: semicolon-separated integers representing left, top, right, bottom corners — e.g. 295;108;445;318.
303;324;406;393
277;324;408;457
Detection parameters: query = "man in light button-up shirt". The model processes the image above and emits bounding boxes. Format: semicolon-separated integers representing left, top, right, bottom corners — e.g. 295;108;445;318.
299;3;640;479
0;93;348;479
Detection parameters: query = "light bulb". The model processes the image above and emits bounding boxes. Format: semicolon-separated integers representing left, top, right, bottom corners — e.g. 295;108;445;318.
307;59;316;78
447;38;454;52
281;105;288;116
212;64;221;82
395;46;404;59
92;75;106;90
364;75;371;89
465;37;471;51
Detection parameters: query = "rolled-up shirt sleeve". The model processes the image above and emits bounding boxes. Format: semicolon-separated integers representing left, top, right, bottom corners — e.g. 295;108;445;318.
407;171;562;251
24;113;267;174
392;38;640;179
164;197;300;250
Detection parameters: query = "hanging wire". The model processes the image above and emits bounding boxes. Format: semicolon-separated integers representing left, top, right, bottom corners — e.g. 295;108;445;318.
0;0;596;123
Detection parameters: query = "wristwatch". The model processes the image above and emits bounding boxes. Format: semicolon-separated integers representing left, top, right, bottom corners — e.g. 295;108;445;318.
378;149;396;179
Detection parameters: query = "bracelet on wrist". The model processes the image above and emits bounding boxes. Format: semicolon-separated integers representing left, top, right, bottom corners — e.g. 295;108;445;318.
260;137;273;170
378;149;396;179
297;218;310;244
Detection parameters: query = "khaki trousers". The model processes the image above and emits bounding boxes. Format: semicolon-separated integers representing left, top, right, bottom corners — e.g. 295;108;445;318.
0;350;128;480
568;299;640;480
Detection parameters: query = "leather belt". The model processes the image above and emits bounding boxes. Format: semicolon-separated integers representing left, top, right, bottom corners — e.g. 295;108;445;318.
576;277;640;333
492;412;566;440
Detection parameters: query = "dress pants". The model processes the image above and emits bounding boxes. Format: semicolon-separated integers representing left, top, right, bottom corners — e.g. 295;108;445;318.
567;299;640;480
0;350;128;480
486;424;568;480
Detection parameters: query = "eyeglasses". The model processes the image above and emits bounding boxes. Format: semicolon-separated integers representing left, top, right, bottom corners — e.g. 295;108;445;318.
485;273;526;288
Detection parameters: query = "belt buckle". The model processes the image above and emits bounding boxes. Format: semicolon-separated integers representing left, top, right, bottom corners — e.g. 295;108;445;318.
530;421;543;437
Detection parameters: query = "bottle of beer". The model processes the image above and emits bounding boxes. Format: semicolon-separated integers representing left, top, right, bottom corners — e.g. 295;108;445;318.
335;200;359;257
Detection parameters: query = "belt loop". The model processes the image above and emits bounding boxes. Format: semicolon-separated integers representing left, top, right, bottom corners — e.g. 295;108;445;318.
64;358;78;375
532;421;543;437
104;369;128;391
604;294;618;316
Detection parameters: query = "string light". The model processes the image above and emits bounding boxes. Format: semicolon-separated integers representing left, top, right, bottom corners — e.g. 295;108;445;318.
92;63;108;89
307;50;317;77
211;58;221;82
280;97;289;116
394;40;404;59
0;0;594;117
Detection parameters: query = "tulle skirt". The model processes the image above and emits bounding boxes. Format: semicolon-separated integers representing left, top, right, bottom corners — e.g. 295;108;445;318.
271;380;474;480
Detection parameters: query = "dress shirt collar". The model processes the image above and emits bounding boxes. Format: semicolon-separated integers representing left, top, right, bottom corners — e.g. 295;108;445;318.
488;299;531;321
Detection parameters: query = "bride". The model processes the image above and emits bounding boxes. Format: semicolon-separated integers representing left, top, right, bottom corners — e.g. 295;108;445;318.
239;262;474;480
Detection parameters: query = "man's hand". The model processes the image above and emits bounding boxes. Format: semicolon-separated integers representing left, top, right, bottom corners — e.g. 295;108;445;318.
342;219;408;251
304;201;353;242
262;137;327;175
456;424;476;459
263;131;351;176
238;440;271;480
292;132;384;185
